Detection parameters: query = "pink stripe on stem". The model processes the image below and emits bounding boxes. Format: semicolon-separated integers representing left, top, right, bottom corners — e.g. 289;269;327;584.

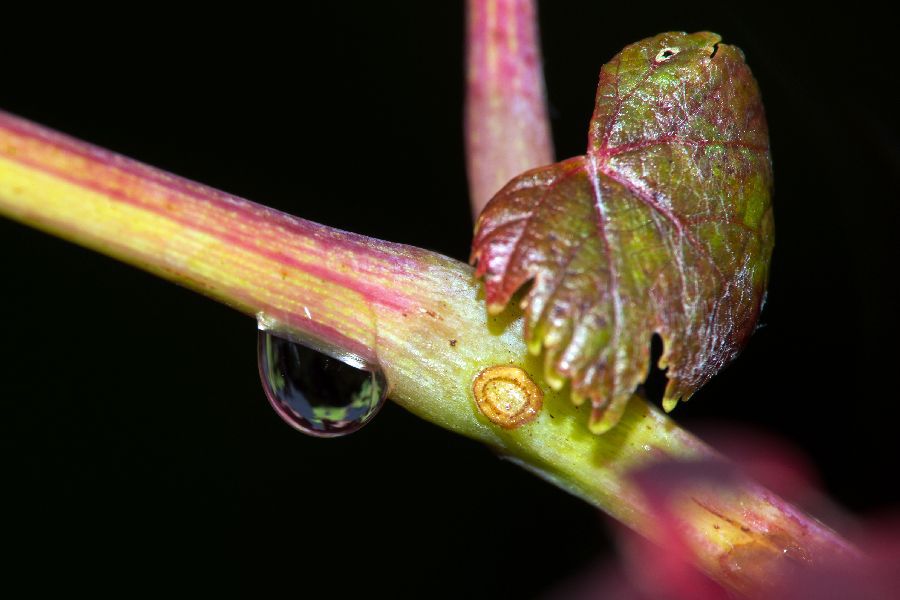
0;110;435;366
465;0;554;218
0;111;418;314
0;111;421;269
2;146;411;314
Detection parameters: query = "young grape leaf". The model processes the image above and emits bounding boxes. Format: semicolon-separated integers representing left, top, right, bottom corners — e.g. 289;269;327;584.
471;32;773;433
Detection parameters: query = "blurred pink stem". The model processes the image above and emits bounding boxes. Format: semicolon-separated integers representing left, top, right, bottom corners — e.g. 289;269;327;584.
465;0;554;217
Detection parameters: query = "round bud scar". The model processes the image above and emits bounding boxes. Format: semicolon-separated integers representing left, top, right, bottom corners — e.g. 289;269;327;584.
472;365;543;429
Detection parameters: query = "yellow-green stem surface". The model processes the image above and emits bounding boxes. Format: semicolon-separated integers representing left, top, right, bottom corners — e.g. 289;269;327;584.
0;110;854;596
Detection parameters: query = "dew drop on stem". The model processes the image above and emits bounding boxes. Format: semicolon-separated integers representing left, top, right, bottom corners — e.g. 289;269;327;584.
257;330;387;437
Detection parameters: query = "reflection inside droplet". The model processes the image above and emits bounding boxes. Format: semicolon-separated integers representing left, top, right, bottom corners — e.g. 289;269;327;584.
257;330;387;437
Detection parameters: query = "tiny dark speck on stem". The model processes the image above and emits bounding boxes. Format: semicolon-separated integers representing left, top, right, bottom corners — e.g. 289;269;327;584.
449;339;457;347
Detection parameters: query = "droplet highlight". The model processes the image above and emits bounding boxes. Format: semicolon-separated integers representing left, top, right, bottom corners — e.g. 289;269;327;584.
257;330;387;437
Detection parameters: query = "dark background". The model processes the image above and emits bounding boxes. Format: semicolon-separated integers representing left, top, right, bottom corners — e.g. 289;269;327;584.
1;3;896;597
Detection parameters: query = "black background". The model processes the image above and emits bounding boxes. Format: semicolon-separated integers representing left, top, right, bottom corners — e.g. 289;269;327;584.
1;3;897;598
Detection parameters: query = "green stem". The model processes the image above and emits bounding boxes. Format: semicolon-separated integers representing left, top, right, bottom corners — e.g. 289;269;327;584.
0;110;856;597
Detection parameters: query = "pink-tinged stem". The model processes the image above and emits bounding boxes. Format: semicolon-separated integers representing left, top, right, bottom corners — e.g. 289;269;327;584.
0;111;857;597
0;111;422;364
465;0;554;217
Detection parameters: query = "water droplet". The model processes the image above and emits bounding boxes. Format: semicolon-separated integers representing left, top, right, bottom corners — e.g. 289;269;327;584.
257;330;387;437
